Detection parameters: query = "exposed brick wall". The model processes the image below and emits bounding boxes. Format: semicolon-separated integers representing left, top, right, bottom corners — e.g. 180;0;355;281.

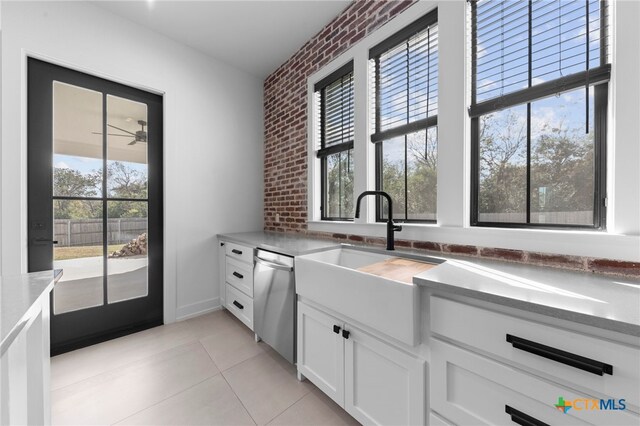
301;230;640;278
264;0;417;232
262;0;640;278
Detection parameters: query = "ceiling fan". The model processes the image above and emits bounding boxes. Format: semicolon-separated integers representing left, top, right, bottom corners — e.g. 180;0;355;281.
93;120;147;145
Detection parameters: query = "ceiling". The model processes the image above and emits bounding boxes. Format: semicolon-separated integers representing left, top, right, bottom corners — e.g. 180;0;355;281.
93;0;352;79
54;81;148;164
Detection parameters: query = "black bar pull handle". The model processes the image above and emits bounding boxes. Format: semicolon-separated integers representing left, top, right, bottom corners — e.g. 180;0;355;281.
505;405;549;426
333;325;341;334
233;300;244;310
506;334;613;376
232;271;244;279
33;238;59;245
232;249;242;255
342;330;350;339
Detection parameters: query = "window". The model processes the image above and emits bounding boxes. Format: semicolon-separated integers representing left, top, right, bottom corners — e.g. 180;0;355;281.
470;0;609;228
315;61;355;220
370;9;438;223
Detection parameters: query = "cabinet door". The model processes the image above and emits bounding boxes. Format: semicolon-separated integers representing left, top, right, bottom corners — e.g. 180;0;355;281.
297;302;345;406
344;327;425;426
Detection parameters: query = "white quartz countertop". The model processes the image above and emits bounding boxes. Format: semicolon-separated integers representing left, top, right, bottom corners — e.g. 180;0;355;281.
218;231;340;256
413;257;640;337
217;231;640;337
1;270;61;353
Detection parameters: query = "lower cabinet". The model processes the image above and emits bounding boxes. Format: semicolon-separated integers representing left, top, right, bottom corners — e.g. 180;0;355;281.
297;302;425;425
431;338;639;425
1;292;51;425
218;239;255;331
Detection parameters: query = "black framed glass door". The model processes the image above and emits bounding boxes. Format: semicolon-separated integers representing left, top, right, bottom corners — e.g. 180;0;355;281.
27;58;163;355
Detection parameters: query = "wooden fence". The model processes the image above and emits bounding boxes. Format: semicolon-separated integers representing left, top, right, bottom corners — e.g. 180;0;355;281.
54;218;147;247
478;211;593;225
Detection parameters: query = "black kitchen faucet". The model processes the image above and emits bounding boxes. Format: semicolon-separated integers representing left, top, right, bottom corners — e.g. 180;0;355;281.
354;191;402;251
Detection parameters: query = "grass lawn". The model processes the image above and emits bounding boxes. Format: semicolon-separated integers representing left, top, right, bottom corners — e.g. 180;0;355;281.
54;244;124;261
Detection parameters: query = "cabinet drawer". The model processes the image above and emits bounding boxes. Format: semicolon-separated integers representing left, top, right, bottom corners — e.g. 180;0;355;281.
226;284;253;331
225;256;253;297
431;339;638;425
225;242;253;264
429;412;454;426
430;297;640;409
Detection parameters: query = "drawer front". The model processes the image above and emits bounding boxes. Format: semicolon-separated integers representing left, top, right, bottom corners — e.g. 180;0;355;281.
225;256;253;297
429;412;454;426
225;242;253;264
431;339;639;425
226;284;253;330
431;297;640;409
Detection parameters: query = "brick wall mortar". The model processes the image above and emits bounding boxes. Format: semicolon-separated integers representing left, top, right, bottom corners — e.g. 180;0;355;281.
301;230;640;278
262;0;639;278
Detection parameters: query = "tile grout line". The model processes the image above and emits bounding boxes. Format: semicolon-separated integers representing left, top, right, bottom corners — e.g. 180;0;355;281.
51;333;198;394
198;331;260;425
51;324;200;392
109;373;217;426
264;389;312;426
109;341;221;425
53;310;234;392
220;372;258;426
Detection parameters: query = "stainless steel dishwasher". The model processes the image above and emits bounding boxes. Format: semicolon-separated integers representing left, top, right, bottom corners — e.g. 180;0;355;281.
253;249;296;364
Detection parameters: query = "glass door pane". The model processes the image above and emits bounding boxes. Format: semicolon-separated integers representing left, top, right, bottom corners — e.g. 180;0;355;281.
106;95;149;303
107;201;148;303
52;82;105;314
106;94;148;198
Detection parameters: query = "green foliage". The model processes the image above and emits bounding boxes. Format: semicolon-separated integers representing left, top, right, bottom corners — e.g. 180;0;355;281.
478;107;595;220
381;129;437;220
325;151;354;218
53;161;147;219
478;109;527;215
530;123;594;213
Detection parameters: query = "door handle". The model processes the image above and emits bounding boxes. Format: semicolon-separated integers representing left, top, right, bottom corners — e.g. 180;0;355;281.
333;325;341;334
505;405;549;426
254;257;293;272
232;300;244;310
232;249;243;255
232;271;244;279
342;330;350;339
33;238;58;245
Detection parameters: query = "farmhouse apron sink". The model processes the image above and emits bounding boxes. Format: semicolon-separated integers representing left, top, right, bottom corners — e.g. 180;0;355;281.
295;246;444;346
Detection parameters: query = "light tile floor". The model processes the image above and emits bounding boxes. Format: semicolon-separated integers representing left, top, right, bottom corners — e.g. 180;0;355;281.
51;309;360;426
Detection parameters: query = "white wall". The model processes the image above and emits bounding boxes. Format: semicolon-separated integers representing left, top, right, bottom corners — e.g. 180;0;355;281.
307;0;640;262
1;1;264;321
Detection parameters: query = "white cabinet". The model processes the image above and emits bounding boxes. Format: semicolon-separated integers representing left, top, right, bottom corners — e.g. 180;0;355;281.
297;301;425;426
431;338;639;425
344;326;425;426
1;288;51;425
225;284;253;330
429;296;640;425
431;296;640;409
219;240;254;331
297;302;344;404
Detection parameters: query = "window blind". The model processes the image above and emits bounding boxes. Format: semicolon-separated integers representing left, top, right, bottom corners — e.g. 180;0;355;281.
315;61;354;157
370;9;438;143
471;0;610;116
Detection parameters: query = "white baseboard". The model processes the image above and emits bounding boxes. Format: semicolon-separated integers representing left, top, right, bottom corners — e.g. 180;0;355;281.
176;297;222;321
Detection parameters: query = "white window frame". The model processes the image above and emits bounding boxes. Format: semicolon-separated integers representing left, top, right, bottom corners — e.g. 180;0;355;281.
306;0;640;262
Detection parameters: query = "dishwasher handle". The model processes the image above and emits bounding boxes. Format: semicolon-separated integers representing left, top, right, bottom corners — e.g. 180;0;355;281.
254;256;293;272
